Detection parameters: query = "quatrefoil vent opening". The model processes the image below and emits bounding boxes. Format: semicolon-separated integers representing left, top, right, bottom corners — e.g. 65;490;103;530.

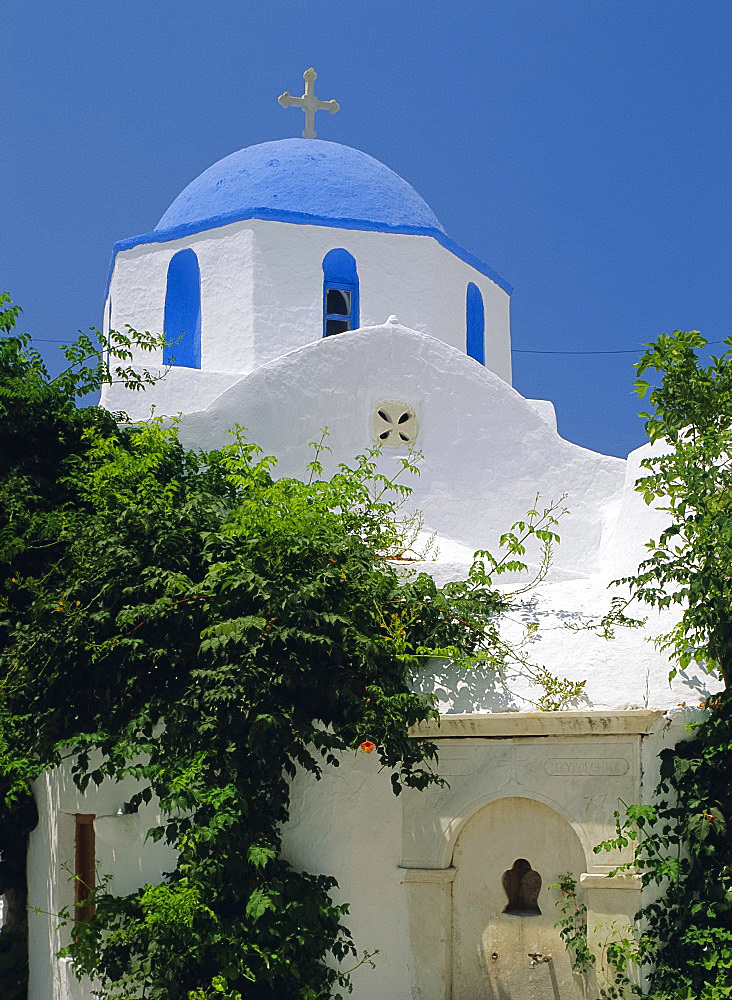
372;402;418;448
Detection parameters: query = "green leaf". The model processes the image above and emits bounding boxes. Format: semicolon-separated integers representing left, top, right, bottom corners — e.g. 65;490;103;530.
245;888;275;922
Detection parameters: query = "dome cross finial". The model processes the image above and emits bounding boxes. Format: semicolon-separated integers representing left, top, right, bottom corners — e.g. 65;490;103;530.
278;68;340;139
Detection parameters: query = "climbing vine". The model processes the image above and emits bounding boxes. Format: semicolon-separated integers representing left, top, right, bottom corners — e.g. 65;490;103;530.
550;873;594;975
0;295;580;1000
557;331;732;999
591;691;732;999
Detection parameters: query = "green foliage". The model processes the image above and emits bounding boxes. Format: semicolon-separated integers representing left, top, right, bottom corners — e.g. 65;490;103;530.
554;331;732;999
550;873;595;974
592;693;732;999
0;296;577;999
621;332;732;995
0;296;165;1000
625;330;732;686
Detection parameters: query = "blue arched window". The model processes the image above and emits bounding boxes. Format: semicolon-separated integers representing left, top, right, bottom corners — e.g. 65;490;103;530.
322;249;359;337
163;249;201;368
466;282;485;365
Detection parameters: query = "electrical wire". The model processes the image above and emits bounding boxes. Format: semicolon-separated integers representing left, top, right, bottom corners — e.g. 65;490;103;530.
512;341;726;356
12;339;732;355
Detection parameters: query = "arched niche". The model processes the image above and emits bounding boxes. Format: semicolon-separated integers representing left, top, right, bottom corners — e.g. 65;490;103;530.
163;249;202;368
322;248;359;337
414;787;595;873
451;796;588;999
404;796;596;1000
466;281;485;364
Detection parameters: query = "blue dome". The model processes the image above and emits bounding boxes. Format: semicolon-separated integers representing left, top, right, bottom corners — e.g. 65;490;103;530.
155;139;445;235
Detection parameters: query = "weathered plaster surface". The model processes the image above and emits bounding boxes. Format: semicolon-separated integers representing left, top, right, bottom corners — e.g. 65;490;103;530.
26;763;176;1000
281;752;412;1000
172;323;623;578
101;220;511;399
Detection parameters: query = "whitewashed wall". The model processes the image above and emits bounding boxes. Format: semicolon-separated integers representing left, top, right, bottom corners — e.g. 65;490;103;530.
99;321;722;712
173;322;625;578
281;752;412;1000
27;764;177;1000
102;219;510;385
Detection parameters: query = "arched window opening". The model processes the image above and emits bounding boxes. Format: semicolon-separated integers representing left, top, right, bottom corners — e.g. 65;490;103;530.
466;281;485;365
322;248;359;337
163;249;201;368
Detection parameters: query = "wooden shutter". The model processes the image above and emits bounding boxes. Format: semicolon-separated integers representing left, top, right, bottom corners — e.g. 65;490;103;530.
74;813;96;922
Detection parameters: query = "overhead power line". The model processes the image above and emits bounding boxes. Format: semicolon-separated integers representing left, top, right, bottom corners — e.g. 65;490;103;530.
512;341;726;356
9;339;730;355
512;347;642;355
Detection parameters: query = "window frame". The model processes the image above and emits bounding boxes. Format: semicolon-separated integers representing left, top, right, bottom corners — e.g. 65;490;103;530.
322;248;359;338
74;813;96;923
323;279;357;336
466;281;485;365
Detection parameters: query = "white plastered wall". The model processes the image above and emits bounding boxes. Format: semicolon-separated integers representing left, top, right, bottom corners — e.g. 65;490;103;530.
175;322;623;579
106;227;257;374
102;219;510;387
281;752;412;1000
99;321;722;712
27;761;177;1000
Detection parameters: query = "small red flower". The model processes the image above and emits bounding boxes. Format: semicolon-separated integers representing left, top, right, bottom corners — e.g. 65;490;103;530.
359;740;376;754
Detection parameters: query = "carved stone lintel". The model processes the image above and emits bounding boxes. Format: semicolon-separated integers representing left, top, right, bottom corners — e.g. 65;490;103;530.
580;872;643;891
402;866;457;884
409;709;664;739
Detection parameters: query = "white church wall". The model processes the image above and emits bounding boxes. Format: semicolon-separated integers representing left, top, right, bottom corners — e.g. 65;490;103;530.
106;226;257;374
280;752;412;1000
597;438;674;581
104;219;511;387
102;367;243;422
27;761;177;1000
243;219;511;379
525;398;557;430
197;227;256;373
483;578;718;713
176;322;624;579
410;564;721;713
107;242;168;366
98;321;723;713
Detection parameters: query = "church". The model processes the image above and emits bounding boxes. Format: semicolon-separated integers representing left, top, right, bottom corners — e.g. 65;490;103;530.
26;71;719;999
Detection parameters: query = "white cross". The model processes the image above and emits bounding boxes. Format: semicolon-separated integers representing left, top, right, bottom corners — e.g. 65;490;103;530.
278;68;340;139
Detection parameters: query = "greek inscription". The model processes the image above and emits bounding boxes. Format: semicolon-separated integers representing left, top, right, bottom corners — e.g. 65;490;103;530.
544;758;629;777
436;758;474;776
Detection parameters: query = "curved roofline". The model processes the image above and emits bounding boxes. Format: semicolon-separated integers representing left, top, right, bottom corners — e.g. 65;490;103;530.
154;138;447;236
104;208;513;300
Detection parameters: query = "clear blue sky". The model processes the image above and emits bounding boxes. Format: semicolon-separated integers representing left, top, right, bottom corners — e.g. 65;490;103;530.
2;1;729;457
